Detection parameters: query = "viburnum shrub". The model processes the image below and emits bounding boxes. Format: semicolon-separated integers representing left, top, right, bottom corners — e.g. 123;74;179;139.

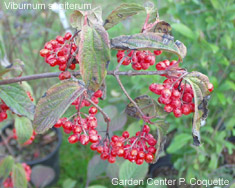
0;2;214;176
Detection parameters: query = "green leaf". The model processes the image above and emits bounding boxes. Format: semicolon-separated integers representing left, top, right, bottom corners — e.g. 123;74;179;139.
171;23;194;39
63;178;77;188
167;133;192;153
79;25;110;92
70;7;103;29
104;3;145;30
125;95;168;119
154;120;170;163
0;156;14;181
184;71;211;145
15;116;33;144
147;21;172;35
70;10;84;29
119;160;148;184
12;163;27;188
208;154;218;170
0;83;35;120
111;33;187;61
87;155;108;183
33;80;85;134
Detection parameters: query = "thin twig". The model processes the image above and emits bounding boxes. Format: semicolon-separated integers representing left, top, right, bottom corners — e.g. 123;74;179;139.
0;70;170;85
0;132;15;157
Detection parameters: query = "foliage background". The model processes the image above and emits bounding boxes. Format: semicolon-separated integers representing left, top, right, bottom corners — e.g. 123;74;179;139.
0;0;234;187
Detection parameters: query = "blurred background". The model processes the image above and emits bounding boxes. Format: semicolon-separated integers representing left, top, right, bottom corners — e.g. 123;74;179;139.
0;0;234;187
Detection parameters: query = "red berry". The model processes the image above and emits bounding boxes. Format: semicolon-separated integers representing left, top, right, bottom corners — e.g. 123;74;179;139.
171;99;181;108
40;49;50;57
68;134;79;144
94;90;103;98
90;143;98;150
154;50;162;56
89;107;98;115
173;108;182;118
54;119;63;128
182;93;193;103
63;121;73;131
108;156;116;163
117;148;125;157
64;32;72;40
56;36;64;44
132;63;142;70
161;89;172;98
182;104;191;115
137;151;145;159
145;153;154;163
80;134;89;145
208;83;214;92
89;134;99;143
136;158;144;165
164;104;173;113
122;131;129;138
111;135;119;142
96;145;103;153
143;125;150;133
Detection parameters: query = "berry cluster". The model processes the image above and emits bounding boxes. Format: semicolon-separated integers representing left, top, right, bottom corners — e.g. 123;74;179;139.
39;32;78;80
54;90;103;145
3;163;31;188
91;124;157;165
13;129;37;145
149;77;214;117
0;100;9;122
116;50;162;70
53;89;157;165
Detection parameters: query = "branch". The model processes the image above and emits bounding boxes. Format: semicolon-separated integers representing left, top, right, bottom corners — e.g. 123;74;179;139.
0;70;169;85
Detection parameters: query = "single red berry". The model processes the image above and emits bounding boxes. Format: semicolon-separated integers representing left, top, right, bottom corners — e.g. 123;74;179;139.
122;131;130;138
145;153;154;163
148;138;157;146
89;134;99;143
54;119;63;128
117;148;125;157
143;124;150;133
148;146;157;154
171;99;181;108
137;151;145;159
100;152;109;160
63;121;73;131
91;96;99;104
73;126;82;134
136;158;144;165
173;108;182;118
154;50;162;56
89;107;98;115
69;64;76;70
207;83;214;92
90;143;98;150
161;88;172;98
111;135;119;142
80;134;89;145
108;156;116;163
132;63;142;70
68;134;79;144
56;36;65;44
64;32;72;40
164;104;174;113
96;145;103;153
182;93;193;103
40;49;50;57
182;104;191;115
93;90;103;98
